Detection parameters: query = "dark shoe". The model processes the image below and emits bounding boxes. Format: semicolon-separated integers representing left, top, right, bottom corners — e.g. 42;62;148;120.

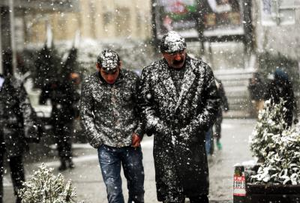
58;161;67;171
68;159;75;169
128;194;144;203
189;195;209;203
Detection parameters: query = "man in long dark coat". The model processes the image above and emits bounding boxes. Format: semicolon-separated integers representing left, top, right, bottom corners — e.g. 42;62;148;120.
139;31;220;203
39;73;80;171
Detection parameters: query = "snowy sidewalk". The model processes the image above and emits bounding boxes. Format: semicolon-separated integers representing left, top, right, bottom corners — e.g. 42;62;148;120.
3;118;256;203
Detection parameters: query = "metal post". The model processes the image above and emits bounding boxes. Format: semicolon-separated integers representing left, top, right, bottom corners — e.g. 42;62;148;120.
0;11;3;75
9;0;16;75
196;1;205;56
243;0;254;69
208;42;214;68
151;0;158;52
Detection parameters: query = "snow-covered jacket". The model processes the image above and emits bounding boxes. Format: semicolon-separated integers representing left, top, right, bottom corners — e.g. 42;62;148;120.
0;76;37;157
80;69;143;148
138;56;220;201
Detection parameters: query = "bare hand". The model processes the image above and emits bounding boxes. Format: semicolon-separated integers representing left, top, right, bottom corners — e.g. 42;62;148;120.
132;133;141;148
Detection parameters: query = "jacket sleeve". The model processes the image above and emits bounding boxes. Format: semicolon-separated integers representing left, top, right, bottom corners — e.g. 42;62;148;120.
133;75;144;139
138;68;170;136
5;77;38;139
182;65;221;136
80;79;103;148
219;81;229;111
18;80;38;139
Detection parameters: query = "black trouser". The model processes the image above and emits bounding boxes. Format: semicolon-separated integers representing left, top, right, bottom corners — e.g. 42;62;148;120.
188;195;209;203
163;195;209;203
53;122;73;161
0;152;25;203
214;115;223;141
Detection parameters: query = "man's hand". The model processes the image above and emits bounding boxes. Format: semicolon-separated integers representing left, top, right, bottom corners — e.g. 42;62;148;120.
179;126;191;141
132;133;141;148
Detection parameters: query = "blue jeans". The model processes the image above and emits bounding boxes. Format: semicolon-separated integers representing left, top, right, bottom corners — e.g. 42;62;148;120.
98;145;145;203
205;128;213;155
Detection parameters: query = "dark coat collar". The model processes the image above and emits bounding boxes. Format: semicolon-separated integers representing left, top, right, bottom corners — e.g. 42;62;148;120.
158;56;197;110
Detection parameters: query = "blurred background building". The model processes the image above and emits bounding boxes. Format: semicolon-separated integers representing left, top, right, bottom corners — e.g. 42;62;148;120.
23;0;152;44
1;0;300;118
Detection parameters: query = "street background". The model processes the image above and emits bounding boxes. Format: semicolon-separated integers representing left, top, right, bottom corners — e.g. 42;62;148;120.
0;1;300;202
3;118;256;203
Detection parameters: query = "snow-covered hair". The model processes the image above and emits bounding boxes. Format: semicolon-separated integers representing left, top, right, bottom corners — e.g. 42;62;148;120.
160;31;186;53
97;49;120;73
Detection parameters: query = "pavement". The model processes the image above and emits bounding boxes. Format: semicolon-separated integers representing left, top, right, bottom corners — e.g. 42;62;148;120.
3;118;257;203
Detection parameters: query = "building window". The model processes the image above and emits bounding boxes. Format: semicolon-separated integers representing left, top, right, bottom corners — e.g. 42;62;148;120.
115;7;131;37
89;0;96;38
103;11;113;26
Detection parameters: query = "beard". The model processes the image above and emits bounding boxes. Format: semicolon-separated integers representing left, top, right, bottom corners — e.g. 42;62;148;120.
173;59;184;65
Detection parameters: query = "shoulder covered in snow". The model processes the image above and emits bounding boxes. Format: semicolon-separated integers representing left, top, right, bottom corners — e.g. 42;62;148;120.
144;60;161;71
188;56;214;76
82;72;98;84
121;68;139;81
140;60;162;78
140;57;214;79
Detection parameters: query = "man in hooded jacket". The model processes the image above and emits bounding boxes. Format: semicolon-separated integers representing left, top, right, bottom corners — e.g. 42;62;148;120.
139;31;220;203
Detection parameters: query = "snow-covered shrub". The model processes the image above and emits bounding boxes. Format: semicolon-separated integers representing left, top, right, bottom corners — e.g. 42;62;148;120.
19;164;81;203
251;128;300;185
250;99;300;185
250;99;287;161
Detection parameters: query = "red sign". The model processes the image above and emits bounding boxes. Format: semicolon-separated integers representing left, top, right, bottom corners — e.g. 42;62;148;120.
233;175;246;196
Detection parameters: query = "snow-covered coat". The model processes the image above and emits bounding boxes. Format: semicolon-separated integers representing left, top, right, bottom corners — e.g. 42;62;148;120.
0;76;37;157
80;69;143;148
139;56;220;201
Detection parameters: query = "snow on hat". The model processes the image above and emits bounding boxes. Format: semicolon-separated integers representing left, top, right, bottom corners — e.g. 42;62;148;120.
97;49;120;73
160;31;186;53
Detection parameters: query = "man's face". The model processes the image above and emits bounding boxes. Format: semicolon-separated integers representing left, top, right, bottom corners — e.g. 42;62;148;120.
97;64;120;84
70;73;81;85
162;49;186;69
